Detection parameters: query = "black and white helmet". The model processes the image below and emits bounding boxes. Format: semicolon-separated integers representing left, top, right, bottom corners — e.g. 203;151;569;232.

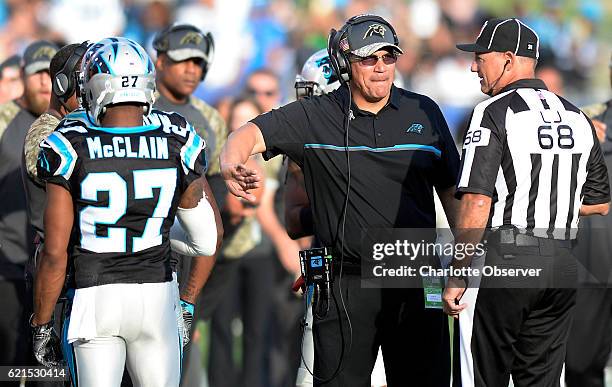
295;49;341;98
80;37;156;125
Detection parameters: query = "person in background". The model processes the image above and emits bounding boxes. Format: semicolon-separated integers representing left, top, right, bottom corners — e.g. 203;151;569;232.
245;68;305;386
152;24;228;386
0;55;24;104
0;40;57;379
565;53;612;387
208;96;269;387
535;63;565;96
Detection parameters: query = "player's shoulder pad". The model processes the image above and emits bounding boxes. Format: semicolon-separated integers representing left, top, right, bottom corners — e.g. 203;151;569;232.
147;109;206;145
38;130;78;180
54;108;92;138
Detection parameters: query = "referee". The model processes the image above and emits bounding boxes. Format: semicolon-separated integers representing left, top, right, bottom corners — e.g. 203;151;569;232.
443;18;610;387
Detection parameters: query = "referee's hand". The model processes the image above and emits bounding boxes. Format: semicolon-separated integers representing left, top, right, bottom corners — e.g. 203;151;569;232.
442;278;467;319
221;163;262;203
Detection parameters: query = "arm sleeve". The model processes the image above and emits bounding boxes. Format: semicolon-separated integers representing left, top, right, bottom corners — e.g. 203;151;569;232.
37;131;78;192
582;117;610;205
455;109;504;198
430;100;460;190
170;197;217;256
251;100;310;165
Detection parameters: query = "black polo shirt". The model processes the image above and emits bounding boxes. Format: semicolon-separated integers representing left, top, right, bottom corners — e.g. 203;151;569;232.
252;84;459;263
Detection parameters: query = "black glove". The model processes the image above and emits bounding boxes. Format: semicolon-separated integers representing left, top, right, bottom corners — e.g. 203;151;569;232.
30;316;63;367
180;300;194;348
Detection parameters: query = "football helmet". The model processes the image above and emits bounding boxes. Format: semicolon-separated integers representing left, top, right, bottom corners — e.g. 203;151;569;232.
294;49;341;99
80;37;156;125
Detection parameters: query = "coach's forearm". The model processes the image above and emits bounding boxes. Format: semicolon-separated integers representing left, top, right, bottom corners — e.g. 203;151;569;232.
220;122;266;166
32;250;67;325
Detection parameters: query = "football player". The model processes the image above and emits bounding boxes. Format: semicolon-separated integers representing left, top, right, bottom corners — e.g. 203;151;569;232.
31;37;222;387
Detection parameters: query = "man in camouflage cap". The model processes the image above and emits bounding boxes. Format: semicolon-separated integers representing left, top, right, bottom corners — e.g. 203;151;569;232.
22;42;87;241
0;39;57;370
153;24;227;386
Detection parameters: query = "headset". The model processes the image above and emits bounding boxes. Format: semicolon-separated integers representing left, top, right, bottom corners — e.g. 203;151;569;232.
327;14;399;84
153;24;215;81
52;41;89;102
485;59;511;96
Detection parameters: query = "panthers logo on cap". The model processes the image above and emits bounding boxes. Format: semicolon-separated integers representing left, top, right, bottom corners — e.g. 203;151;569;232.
180;32;203;46
33;46;57;59
363;24;386;40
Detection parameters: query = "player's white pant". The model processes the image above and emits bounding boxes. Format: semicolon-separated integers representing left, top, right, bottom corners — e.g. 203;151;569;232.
456;250;485;387
295;295;387;387
63;280;182;387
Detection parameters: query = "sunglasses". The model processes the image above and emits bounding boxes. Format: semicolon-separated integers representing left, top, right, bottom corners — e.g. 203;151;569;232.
246;87;278;97
351;53;397;66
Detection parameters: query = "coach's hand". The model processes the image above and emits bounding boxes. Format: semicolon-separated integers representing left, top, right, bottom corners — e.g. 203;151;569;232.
180;299;195;348
221;163;262;203
31;317;63;367
442;277;467;319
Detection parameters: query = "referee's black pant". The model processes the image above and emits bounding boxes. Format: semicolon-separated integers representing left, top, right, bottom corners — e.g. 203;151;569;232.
313;272;450;387
455;240;577;387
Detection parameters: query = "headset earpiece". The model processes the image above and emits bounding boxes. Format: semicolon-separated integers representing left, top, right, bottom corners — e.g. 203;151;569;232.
327;28;350;85
327;15;399;84
201;32;214;81
52;41;89;102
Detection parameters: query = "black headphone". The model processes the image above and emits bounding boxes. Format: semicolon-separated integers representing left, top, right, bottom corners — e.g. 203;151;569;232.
327;15;399;84
153;24;215;81
52;41;89;102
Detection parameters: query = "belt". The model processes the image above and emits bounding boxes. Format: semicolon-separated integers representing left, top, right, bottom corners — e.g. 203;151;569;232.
487;228;573;249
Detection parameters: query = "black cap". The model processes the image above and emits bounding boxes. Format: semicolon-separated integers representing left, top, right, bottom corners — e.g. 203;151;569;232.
457;18;539;59
153;24;212;62
21;40;59;75
341;15;403;58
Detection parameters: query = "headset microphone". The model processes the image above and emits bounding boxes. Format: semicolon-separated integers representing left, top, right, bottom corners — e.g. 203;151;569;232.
486;59;510;96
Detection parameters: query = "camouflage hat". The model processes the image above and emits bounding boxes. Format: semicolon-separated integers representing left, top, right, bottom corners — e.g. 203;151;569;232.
153;24;213;63
22;40;59;75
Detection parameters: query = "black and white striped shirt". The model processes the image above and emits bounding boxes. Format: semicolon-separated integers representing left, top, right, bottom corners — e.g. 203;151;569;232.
457;79;610;239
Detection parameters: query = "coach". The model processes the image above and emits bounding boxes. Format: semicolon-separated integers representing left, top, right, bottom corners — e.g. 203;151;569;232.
221;14;459;386
443;18;610;387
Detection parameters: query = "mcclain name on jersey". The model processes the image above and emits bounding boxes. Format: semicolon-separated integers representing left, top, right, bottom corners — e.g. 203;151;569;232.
54;109;197;161
86;135;169;160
